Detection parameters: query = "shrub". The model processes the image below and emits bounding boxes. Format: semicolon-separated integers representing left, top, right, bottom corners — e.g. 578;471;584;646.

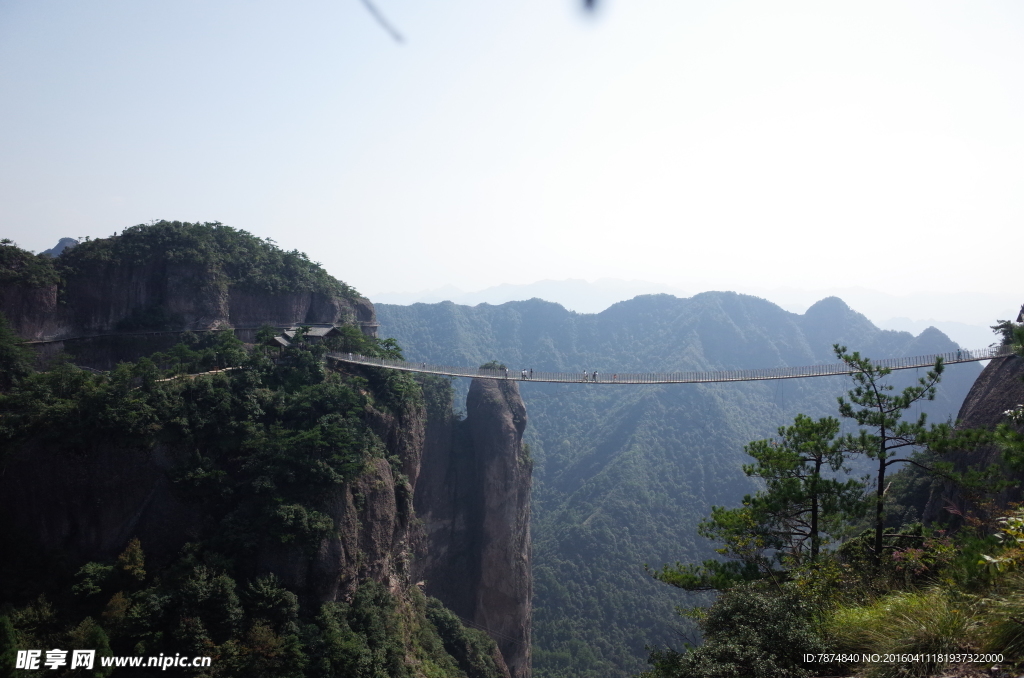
827;588;979;677
981;586;1024;662
643;584;826;678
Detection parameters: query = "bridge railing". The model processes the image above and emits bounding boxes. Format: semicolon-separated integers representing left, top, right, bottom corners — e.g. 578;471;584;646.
326;344;1016;384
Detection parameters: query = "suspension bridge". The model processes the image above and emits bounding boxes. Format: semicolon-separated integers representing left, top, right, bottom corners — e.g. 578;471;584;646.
327;345;1015;385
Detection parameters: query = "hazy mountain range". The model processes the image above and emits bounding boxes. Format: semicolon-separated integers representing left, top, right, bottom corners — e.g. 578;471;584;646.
370;279;1019;351
376;292;984;677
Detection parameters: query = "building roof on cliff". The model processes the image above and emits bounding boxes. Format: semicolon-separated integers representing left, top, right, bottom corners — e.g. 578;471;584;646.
283;325;342;339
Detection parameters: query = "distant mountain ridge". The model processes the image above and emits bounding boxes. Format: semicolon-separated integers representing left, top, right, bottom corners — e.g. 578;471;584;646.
370;280;1017;349
379;293;975;374
41;237;79;257
377;292;983;678
372;279;689;314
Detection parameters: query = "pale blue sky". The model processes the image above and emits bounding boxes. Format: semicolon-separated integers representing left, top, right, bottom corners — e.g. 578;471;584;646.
2;1;1022;323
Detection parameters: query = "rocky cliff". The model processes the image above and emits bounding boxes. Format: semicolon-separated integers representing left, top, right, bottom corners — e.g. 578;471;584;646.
1;222;376;347
3;262;375;342
0;365;534;677
1;225;534;676
0;381;422;605
416;378;533;678
922;354;1024;523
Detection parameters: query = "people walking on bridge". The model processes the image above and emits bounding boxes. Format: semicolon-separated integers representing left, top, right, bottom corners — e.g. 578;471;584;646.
331;345;1005;383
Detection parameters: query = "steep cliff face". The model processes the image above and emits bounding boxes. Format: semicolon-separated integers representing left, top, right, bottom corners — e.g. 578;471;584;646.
3;264;375;342
1;367;534;677
2;226;534;676
0;390;423;610
416;378;533;678
252;397;426;606
0;277;66;341
0;348;527;676
923;355;1024;522
227;288;376;331
1;223;376;344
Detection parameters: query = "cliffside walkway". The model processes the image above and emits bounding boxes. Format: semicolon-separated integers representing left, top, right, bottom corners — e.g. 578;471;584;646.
327;345;1015;385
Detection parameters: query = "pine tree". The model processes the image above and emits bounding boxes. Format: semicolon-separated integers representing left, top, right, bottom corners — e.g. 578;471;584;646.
651;414;864;590
740;414;863;564
833;344;943;567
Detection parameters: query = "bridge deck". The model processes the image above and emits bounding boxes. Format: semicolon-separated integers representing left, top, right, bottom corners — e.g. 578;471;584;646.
327;345;1013;385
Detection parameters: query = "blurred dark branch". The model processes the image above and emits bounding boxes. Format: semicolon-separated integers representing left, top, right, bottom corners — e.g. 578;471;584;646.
359;0;404;43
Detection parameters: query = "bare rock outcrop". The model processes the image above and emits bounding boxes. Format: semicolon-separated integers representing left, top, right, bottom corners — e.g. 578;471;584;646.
0;370;533;677
253;397;425;606
416;378;532;678
3;262;374;343
923;355;1024;522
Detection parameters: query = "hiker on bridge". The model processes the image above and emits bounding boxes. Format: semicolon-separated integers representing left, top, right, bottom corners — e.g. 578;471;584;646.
334;345;1000;384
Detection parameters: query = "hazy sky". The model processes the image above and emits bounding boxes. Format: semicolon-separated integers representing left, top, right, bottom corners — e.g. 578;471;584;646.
2;1;1022;317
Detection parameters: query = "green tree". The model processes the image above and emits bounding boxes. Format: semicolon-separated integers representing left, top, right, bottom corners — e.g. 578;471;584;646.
737;414;863;565
0;615;18;677
641;584;826;678
833;344;944;567
69;618;115;677
0;312;34;391
990;318;1024;348
651;414;863;591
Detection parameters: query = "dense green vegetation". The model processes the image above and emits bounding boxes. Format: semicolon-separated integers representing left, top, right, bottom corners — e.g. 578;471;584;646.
642;332;1024;677
376;293;983;677
644;584;827;678
0;321;502;678
0;239;61;288
0;313;35;391
1;221;360;299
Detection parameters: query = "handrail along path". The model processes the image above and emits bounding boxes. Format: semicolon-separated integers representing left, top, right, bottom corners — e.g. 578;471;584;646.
327;346;1014;385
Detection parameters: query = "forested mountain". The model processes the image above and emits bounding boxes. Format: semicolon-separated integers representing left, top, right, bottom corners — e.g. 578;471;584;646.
0;227;525;678
376;292;983;677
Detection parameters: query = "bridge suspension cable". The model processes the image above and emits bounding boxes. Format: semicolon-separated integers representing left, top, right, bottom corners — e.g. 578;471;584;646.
327;345;1014;385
